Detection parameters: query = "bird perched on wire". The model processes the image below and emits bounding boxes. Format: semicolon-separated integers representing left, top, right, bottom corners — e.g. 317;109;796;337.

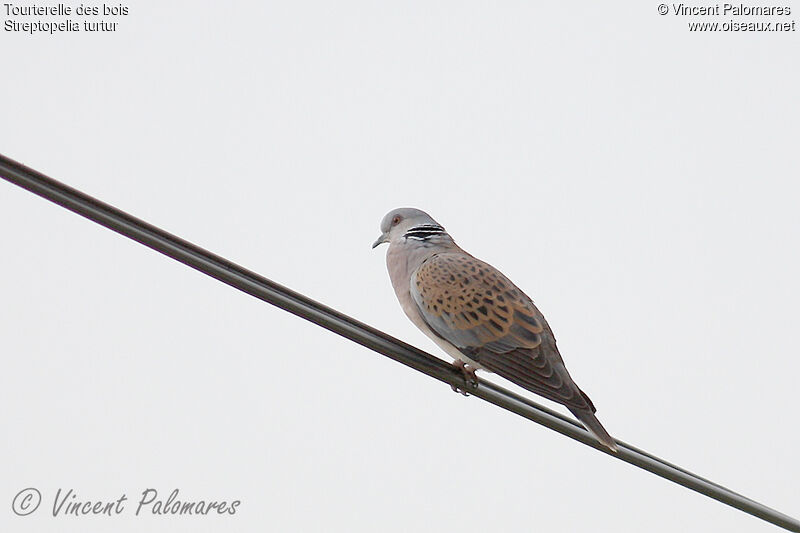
373;207;617;452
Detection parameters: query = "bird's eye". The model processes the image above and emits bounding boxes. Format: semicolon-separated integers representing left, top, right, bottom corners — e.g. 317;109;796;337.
392;215;402;226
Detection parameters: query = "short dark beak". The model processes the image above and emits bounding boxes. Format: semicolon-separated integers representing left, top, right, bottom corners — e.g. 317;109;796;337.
372;234;388;249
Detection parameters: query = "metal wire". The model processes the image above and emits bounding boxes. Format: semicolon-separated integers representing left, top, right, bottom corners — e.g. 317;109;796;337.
1;152;798;532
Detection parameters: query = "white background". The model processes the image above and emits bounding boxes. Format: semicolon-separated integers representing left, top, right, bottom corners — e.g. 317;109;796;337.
1;2;798;532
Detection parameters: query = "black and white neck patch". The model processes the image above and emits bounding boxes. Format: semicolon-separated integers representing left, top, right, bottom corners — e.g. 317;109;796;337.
404;224;447;241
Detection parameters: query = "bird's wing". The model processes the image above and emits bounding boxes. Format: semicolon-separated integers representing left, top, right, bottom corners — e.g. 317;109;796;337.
410;252;593;411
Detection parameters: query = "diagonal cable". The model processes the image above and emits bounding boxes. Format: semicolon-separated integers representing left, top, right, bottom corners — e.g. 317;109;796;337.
1;153;797;532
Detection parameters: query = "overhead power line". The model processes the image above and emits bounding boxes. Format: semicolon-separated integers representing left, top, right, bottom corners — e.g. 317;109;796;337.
1;153;798;532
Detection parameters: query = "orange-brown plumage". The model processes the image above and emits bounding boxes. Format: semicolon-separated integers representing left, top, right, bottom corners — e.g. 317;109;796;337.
374;207;617;452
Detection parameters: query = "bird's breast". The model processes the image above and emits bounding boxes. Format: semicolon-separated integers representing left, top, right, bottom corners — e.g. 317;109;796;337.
385;244;484;368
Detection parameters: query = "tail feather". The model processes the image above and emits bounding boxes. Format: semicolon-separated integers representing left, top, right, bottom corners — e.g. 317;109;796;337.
570;407;618;453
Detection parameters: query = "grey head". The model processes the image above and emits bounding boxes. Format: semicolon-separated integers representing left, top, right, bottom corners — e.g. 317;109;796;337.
372;207;454;249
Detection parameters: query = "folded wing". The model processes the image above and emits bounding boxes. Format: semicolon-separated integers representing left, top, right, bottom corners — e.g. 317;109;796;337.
410;252;594;412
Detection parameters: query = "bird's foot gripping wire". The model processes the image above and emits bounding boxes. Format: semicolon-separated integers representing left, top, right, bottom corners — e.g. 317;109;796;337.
451;359;479;396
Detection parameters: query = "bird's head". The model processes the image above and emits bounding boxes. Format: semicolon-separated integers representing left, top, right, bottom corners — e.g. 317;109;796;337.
372;207;447;248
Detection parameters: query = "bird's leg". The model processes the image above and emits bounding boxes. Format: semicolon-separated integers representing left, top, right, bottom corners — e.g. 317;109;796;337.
451;359;479;395
463;363;479;388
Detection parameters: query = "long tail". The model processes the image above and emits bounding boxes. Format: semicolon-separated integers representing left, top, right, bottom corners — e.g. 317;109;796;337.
569;407;618;453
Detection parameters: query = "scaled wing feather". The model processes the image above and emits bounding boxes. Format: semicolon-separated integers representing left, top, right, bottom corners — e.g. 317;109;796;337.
410;252;593;411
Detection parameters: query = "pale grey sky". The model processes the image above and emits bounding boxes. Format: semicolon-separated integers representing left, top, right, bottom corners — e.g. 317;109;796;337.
1;1;799;532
